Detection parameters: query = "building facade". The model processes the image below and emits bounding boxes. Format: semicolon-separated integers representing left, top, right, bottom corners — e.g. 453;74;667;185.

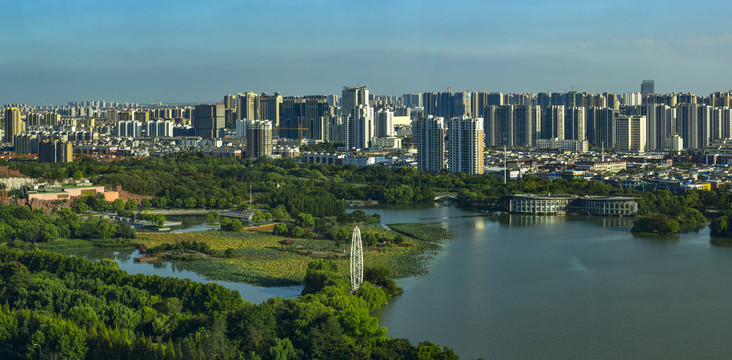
38;140;73;163
448;116;484;174
510;194;578;214
246;120;273;159
4;107;23;143
413;116;447;173
193;103;225;139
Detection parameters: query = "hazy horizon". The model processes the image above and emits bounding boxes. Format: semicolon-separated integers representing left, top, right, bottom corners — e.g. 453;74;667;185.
3;0;732;105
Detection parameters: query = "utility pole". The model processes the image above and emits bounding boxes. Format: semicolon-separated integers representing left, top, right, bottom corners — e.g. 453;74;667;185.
504;145;507;184
601;141;605;162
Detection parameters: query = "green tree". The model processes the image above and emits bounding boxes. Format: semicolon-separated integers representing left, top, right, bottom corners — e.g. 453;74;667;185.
631;214;680;235
252;211;266;223
206;211;220;224
140;198;152;209
125;199;138;211
115;221;136;239
296;213;315;228
221;218;244;232
271;205;291;221
290;226;304;238
72;201;89;214
273;223;288;236
112;199;126;212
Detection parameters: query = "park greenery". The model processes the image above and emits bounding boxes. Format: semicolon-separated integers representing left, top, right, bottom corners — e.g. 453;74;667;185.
0;205;135;249
135;217;447;288
5;152;729;239
0;248;457;359
388;223;453;243
7;150;732;357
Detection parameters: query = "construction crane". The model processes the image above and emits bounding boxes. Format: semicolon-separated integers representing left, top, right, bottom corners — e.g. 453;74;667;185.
569;85;582;92
274;126;309;142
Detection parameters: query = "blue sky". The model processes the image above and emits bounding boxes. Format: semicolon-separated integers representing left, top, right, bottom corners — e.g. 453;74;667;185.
2;0;732;105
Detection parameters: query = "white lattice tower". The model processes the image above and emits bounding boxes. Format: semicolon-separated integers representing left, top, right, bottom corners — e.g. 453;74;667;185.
350;226;363;292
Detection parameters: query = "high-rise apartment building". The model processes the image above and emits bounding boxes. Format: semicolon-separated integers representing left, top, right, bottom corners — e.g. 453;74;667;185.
193;103;225;139
304;95;330;141
235;119;249;138
564;106;586;140
712;107;732;140
375;108;395;138
616;116;647;152
586;107;619;148
115;121;143;137
641;80;655;95
13;134;38;154
38;140;73;163
484;105;540;147
258;93;282;131
145;120;174;137
637;104;676;151
342;86;374;149
541;105;565;140
280;97;304;139
279;96;330;141
676;104;711;149
246;120;273;159
453;92;472;117
134;110;150;123
224;94;235;110
421;91;472;119
402;93;422;108
4;107;22;143
448;116;484;174
413;115;447;173
236;92;258;121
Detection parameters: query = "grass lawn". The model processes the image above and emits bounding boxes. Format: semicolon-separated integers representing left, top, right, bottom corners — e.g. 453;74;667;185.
136;222;452;286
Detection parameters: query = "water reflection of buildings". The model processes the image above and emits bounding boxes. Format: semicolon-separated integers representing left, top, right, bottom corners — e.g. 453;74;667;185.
488;212;634;229
579;214;634;228
492;213;567;227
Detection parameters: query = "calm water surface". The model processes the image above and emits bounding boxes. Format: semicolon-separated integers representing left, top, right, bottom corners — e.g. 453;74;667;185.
57;247;302;305
61;205;732;359
370;205;731;360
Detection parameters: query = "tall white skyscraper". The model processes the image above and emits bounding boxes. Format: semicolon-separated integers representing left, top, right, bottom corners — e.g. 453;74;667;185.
413;116;447;173
342;86;374;149
448;116;484;174
375;108;395;138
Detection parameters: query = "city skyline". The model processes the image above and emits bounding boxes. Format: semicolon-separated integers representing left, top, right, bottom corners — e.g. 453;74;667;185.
3;0;732;104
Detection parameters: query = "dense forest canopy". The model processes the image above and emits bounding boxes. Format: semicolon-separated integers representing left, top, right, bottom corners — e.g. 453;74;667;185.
0;249;457;359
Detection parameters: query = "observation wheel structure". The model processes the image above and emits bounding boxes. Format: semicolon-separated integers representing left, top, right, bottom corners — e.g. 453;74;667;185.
350;226;363;292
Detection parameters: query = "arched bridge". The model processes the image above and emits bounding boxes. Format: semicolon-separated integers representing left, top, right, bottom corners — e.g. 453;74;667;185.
434;194;458;202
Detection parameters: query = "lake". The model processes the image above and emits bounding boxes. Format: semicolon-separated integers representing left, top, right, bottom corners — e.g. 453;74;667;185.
60;205;732;359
